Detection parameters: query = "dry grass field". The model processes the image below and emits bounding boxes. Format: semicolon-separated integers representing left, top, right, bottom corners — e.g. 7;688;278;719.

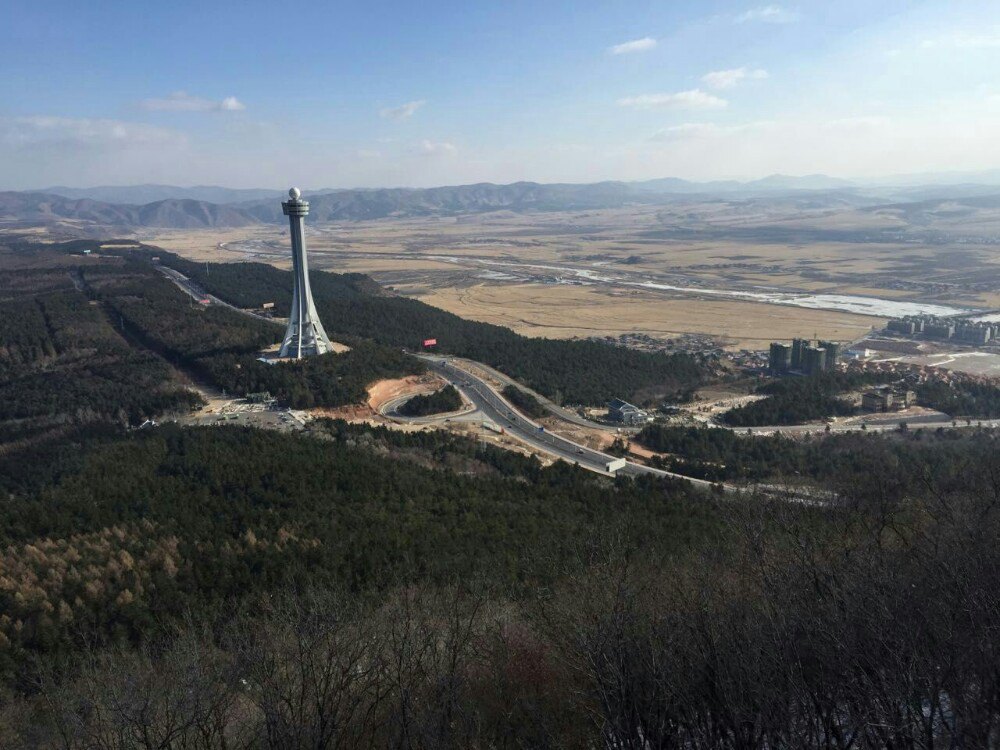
13;197;1000;351
413;283;880;348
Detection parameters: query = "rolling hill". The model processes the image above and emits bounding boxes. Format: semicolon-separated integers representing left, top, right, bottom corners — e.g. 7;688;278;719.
5;176;1000;231
0;192;258;228
38;184;285;205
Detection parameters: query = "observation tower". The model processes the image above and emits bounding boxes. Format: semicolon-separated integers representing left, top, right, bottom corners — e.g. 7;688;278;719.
278;187;333;358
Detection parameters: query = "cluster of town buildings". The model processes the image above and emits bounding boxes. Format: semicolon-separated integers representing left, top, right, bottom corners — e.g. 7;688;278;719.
847;359;996;414
590;332;721;356
886;316;998;345
768;338;842;375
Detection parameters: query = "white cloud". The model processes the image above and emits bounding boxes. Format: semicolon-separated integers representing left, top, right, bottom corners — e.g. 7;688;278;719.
650;123;728;141
219;96;246;111
0;115;186;149
418;140;457;156
379;100;427;120
649;121;778;141
701;67;768;90
825;116;892;129
921;30;1000;50
617;89;727;110
608;37;657;55
649;117;894;145
0;115;190;189
634;113;1000;181
139;91;245;112
736;5;799;24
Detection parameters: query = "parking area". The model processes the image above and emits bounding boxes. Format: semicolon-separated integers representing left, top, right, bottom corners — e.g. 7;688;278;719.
176;398;309;433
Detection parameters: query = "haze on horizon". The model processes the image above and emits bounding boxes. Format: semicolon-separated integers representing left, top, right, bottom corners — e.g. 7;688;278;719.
3;0;1000;190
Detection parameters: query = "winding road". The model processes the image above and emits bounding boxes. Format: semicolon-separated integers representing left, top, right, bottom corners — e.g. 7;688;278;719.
154;262;913;497
414;354;721;487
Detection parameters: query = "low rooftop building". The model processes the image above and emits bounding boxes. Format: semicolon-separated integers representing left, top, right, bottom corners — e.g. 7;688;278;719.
861;385;916;413
607;398;652;426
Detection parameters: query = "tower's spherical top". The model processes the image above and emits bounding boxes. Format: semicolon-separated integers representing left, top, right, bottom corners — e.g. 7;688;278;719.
288;187;301;200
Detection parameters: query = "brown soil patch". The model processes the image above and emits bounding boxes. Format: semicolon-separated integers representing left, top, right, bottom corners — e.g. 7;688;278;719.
312;404;377;421
627;443;659;460
366;373;448;411
538;417;617;450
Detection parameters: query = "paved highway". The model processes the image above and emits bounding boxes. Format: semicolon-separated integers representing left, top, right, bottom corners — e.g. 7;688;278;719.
378;392;479;424
420;345;1000;438
157;265;227;305
451;357;628;432
157;262;997;440
736;413;1000;435
418;355;720;488
156;262;729;491
156;265;274;322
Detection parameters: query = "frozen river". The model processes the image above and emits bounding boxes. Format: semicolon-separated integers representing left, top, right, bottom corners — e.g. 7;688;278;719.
632;283;970;318
449;257;976;319
231;238;979;320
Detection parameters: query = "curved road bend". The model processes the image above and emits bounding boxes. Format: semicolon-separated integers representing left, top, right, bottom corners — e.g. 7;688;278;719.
417;354;722;490
156;264;723;492
379;392;479;424
445;357;624;432
444;338;1000;436
158;264;994;436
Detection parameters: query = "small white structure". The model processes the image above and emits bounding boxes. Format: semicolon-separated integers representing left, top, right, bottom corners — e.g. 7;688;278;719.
605;457;628;473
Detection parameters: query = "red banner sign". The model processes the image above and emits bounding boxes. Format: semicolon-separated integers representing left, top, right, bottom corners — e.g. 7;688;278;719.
422;338;437;347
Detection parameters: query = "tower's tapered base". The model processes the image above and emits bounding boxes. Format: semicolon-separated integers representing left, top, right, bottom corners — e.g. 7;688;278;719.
278;187;333;360
279;303;333;358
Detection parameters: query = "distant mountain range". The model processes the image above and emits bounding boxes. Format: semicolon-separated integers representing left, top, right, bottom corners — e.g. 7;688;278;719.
2;173;1000;230
0;182;643;229
37;184;286;205
0;192;259;229
632;173;856;194
35;174;860;206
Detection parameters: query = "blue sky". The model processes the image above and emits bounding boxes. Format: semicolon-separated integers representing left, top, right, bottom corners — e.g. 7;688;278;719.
2;0;1000;188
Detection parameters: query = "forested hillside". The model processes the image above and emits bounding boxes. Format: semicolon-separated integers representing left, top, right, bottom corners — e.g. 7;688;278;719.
721;371;892;426
4;243;1000;747
0;265;201;447
502;384;548;418
917;377;1000;418
0;247;425;461
82;262;422;408
636;422;999;486
722;369;1000;425
398;384;463;416
3;420;1000;747
149;251;704;405
0;422;710;691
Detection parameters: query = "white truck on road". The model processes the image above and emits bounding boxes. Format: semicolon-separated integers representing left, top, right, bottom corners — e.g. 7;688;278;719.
605;457;627;474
